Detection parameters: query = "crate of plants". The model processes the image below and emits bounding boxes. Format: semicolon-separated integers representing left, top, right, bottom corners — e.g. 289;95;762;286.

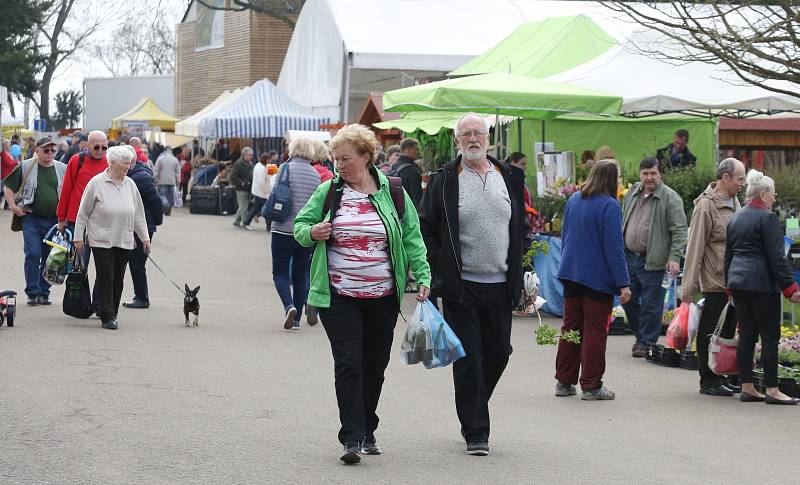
608;317;631;336
778;365;800;398
679;350;698;370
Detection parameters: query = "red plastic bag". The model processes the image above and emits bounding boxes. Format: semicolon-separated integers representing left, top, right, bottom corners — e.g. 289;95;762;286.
665;302;690;350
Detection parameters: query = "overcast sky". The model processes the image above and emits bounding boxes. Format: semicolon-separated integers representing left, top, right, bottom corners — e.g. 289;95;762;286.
3;0;188;126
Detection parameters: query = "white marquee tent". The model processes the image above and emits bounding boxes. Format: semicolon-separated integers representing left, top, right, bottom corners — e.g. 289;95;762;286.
198;79;327;139
547;30;800;117
175;88;246;137
277;0;636;122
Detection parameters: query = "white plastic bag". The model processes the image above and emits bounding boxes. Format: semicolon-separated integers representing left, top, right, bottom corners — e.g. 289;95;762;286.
687;302;701;348
400;302;434;365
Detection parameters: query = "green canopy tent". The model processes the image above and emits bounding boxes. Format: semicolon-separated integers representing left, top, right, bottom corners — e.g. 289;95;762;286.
383;72;622;158
450;14;617;78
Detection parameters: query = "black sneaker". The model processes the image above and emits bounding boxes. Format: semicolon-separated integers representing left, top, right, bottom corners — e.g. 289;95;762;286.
340;443;361;464
283;307;297;329
101;319;118;330
27;298;38;306
466;441;489;456
360;437;381;455
36;295;52;305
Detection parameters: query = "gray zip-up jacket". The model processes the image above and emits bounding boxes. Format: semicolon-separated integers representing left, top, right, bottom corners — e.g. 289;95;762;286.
272;157;321;235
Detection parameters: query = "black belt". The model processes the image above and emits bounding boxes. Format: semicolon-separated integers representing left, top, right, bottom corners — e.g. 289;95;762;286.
626;248;646;258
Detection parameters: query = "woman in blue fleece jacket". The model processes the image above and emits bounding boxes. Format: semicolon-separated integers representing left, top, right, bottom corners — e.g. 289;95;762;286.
554;160;631;401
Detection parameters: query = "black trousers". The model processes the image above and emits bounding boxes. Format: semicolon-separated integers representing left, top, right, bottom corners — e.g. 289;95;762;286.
696;292;737;388
92;247;131;322
732;291;781;388
443;281;512;442
128;232;154;303
319;291;398;445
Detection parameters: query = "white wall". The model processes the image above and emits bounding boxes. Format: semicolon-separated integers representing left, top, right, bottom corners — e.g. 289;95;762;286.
83;76;175;130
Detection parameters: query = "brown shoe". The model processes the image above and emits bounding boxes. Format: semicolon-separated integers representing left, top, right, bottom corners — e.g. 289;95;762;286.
631;341;639;352
632;344;647;358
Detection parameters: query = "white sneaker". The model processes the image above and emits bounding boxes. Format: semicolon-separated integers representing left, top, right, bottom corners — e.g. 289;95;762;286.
243;225;254;231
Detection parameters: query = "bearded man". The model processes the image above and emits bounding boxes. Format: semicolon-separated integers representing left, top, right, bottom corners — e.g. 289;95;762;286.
418;113;526;457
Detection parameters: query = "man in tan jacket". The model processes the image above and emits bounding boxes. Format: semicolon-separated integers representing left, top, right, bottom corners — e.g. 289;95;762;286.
682;157;746;397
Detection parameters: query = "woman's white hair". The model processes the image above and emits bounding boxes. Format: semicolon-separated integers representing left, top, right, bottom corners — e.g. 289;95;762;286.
288;137;316;160
745;169;775;200
107;145;134;167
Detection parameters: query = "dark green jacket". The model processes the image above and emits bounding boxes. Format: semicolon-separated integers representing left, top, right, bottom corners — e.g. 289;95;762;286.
228;157;253;192
622;181;688;271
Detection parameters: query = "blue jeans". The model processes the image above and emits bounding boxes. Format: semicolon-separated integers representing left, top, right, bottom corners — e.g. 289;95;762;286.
158;185;175;214
21;214;58;298
271;233;313;322
622;251;666;346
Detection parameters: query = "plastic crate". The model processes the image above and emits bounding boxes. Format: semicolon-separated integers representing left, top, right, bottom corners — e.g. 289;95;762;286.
653;344;681;367
679;350;698;370
779;378;800;398
608;317;632;336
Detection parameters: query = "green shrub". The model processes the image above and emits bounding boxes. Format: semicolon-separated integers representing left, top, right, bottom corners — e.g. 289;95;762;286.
661;167;715;220
764;162;800;217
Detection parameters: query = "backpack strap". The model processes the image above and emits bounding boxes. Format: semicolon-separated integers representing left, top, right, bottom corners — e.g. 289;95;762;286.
72;152;86;185
387;176;405;219
323;177;405;221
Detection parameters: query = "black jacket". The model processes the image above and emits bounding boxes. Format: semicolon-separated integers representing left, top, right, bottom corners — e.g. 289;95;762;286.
389;155;423;207
128;161;164;234
725;204;797;295
418;155;525;305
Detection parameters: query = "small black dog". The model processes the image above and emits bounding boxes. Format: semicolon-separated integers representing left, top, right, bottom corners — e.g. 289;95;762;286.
183;284;200;327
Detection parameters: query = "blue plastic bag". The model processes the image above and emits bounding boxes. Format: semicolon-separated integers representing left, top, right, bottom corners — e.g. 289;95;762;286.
421;301;466;369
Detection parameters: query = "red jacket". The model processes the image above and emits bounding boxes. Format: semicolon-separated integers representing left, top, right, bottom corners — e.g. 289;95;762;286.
180;161;192;185
57;153;109;223
1;151;17;179
134;147;148;164
313;164;333;183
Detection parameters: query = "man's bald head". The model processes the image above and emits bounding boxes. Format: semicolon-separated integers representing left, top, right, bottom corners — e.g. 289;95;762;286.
87;130;109;160
129;137;142;147
88;130;107;145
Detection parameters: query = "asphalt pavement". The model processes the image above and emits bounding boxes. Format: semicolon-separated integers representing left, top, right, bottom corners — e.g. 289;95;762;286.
1;207;797;484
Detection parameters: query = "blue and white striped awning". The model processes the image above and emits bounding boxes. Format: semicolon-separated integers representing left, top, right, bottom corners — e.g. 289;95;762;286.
198;79;328;139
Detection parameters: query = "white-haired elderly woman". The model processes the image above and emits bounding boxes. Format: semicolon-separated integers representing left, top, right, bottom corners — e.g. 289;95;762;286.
271;137;321;329
74;146;151;330
725;170;800;404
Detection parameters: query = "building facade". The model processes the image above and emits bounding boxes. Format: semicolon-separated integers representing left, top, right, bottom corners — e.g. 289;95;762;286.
175;1;297;118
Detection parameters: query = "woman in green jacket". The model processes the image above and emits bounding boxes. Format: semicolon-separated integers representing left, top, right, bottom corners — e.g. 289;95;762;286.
294;124;431;465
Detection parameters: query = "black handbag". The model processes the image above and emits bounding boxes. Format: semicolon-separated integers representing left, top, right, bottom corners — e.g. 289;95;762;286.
62;249;93;319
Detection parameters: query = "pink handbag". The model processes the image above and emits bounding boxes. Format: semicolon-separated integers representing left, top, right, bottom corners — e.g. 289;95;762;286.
708;302;740;375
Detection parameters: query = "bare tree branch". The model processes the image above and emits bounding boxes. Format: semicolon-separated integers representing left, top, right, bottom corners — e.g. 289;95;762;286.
602;1;800;100
195;0;303;28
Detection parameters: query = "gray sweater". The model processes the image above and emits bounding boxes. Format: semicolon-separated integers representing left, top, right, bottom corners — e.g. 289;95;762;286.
272;157;321;235
458;165;512;283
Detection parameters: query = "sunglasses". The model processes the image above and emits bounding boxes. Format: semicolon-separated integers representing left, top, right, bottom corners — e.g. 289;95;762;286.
40;147;56;154
92;144;109;151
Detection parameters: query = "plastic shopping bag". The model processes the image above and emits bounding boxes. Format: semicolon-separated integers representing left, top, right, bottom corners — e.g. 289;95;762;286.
421;301;466;369
687;302;701;349
400;302;434;365
174;189;183;208
665;302;690;350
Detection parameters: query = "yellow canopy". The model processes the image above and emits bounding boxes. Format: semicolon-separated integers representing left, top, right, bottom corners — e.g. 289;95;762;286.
144;130;194;147
111;97;179;131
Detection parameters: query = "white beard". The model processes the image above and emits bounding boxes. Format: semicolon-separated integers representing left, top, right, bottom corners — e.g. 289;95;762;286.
462;146;486;161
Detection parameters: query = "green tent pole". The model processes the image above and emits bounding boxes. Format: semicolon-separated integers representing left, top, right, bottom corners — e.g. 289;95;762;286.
541;120;545;151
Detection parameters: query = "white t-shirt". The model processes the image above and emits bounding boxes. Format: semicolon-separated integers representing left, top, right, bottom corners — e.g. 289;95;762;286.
251;162;271;199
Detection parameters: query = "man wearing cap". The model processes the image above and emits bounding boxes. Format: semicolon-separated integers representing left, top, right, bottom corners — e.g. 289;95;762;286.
60;131;85;164
3;137;68;305
57;130;110;269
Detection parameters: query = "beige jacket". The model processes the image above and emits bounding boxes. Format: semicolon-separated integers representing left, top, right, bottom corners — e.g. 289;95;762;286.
681;182;740;296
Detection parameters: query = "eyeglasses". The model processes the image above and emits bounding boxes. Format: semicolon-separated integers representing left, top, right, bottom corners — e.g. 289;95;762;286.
458;130;488;140
92;144;109;151
41;147;56;154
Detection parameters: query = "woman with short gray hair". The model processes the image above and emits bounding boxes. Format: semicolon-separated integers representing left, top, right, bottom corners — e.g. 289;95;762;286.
74;146;150;330
725;169;800;404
